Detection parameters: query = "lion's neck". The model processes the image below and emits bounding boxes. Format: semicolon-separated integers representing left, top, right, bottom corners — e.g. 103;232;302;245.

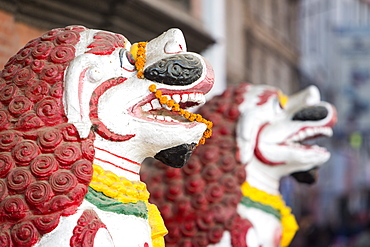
93;136;143;181
246;157;281;195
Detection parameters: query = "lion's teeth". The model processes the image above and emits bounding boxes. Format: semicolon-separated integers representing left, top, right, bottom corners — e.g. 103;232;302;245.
163;105;171;110
291;135;299;142
188;93;196;101
305;128;314;137
156;115;165;121
326;128;333;137
142;103;151;112
298;131;306;140
181;94;189;102
172;94;181;103
151;99;161;110
195;93;206;104
312;144;323;150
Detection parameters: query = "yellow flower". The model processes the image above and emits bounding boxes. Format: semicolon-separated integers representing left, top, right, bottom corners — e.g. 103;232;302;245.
198;137;206;145
149;84;157;93
137;71;144;79
136;59;145;67
188;114;196;121
172;104;180;112
159;96;168;104
134;41;148;79
166;99;175;108
204;129;212;138
155;90;162;98
206;121;213;129
183;111;191;119
195;114;203;122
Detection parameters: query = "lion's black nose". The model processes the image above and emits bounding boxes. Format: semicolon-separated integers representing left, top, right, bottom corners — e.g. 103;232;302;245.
144;54;203;86
292;106;328;121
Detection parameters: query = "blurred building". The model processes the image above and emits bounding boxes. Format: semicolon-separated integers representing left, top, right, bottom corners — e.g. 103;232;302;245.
297;0;370;244
225;0;301;94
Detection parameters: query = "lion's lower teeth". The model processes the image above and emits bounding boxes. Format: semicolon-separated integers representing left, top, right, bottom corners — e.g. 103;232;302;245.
147;115;181;123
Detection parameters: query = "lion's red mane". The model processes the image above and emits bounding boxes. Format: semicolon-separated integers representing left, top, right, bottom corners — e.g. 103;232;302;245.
142;83;253;247
0;25;127;247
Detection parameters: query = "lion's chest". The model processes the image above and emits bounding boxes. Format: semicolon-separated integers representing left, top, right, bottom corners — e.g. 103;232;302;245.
81;200;152;247
237;204;282;247
35;200;152;247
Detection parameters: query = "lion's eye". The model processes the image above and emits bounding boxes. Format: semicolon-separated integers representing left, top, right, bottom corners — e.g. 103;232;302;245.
126;51;135;65
120;49;136;72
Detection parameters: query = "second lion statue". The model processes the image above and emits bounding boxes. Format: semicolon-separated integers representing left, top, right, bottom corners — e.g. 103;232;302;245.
142;83;337;247
0;26;214;247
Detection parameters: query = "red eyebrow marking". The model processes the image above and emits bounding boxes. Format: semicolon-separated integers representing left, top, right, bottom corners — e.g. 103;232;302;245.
257;89;277;106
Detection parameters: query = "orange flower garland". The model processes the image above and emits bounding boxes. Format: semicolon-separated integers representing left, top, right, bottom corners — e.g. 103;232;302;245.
149;84;213;145
134;42;147;79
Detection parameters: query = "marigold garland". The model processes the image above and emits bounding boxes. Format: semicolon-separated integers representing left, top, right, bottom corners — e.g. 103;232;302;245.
149;84;213;145
132;41;147;79
241;182;299;247
89;164;167;247
90;164;149;203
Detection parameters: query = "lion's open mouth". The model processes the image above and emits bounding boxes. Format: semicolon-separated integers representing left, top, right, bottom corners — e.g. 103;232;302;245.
283;126;333;151
136;91;206;124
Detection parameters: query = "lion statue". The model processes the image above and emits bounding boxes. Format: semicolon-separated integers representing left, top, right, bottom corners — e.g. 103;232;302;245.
142;83;337;247
0;26;214;247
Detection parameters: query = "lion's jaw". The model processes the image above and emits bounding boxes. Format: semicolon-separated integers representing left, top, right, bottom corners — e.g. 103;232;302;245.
238;85;336;193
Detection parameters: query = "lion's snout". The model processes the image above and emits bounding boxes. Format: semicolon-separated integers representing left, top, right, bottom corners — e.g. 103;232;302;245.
144;54;203;86
292;105;329;121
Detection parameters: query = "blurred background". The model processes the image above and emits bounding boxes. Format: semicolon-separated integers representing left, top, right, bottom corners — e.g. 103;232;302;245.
0;0;369;246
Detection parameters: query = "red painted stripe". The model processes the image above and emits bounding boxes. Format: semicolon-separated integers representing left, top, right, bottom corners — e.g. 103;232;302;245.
95;146;141;166
95;157;140;175
78;68;89;119
254;123;284;166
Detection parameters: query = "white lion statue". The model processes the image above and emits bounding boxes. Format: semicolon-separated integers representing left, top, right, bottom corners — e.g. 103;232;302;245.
0;26;214;247
142;83;337;247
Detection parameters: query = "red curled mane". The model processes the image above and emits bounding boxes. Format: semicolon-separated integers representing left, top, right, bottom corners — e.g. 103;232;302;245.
142;83;252;246
0;26;95;247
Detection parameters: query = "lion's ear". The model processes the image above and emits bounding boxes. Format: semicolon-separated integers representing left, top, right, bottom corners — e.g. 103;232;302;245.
70;122;92;139
63;57;99;139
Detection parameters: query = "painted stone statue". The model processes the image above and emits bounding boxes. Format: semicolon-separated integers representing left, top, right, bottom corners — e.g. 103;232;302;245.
142;83;337;247
0;26;214;247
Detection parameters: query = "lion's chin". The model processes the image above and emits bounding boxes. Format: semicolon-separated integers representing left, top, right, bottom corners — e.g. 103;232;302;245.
291;167;319;184
154;143;197;168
